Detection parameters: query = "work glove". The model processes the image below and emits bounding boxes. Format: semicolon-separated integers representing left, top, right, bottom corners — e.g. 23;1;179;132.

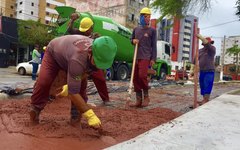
196;34;208;44
82;109;101;128
57;84;68;97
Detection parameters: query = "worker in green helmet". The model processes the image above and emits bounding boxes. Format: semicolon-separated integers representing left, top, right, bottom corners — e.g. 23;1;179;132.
30;35;117;129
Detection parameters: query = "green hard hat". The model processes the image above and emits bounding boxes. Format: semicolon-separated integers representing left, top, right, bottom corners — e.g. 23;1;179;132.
92;36;117;69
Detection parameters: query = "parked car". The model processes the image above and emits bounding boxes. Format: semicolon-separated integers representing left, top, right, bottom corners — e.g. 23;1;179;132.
16;61;41;75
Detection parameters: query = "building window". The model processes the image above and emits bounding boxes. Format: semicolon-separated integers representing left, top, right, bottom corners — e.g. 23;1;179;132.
10;14;13;17
131;14;134;21
47;3;50;7
31;11;34;15
46;12;49;16
20;1;23;5
45;20;49;24
19;10;22;13
139;0;144;3
10;5;14;9
32;3;34;6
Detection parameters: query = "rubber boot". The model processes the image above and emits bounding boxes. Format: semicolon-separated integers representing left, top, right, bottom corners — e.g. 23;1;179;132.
129;92;142;107
142;90;150;107
29;106;41;124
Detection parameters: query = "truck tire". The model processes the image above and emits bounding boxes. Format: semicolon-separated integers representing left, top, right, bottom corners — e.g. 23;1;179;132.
116;65;129;81
157;68;166;80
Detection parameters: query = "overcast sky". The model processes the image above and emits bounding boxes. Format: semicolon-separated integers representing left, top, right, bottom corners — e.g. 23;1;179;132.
152;0;240;55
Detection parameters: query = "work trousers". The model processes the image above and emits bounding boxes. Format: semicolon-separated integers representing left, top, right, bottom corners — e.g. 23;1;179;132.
32;63;39;80
133;59;150;92
199;71;215;96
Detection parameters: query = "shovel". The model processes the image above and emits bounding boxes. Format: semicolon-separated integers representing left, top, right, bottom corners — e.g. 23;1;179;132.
125;43;138;108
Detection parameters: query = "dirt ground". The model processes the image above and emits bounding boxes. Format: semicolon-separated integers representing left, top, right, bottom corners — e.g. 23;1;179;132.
0;74;240;150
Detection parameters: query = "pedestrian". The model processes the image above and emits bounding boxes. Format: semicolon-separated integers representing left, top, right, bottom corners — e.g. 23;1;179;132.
29;35;117;129
190;34;216;106
130;7;157;107
30;44;41;80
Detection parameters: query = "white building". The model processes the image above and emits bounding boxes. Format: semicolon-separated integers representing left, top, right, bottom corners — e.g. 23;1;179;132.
221;35;240;65
16;0;39;21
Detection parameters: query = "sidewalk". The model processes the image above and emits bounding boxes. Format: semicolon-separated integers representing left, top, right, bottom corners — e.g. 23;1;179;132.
106;92;240;150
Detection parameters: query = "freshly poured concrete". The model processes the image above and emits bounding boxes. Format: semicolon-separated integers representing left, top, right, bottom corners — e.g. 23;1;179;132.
106;94;240;150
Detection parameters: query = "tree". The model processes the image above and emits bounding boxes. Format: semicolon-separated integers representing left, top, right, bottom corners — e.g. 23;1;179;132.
236;0;240;18
17;19;55;47
226;44;240;76
151;0;212;20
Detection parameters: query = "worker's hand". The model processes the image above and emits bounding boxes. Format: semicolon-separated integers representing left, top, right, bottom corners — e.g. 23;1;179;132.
196;34;208;44
189;72;194;77
132;39;139;45
149;60;155;67
56;84;68;97
70;13;79;21
83;109;101;128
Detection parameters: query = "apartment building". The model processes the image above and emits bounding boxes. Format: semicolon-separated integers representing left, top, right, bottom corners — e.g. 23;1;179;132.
0;0;65;24
221;35;240;65
65;0;149;29
0;0;16;17
157;15;199;70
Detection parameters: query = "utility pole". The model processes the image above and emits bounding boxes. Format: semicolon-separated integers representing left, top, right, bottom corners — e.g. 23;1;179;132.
220;35;226;81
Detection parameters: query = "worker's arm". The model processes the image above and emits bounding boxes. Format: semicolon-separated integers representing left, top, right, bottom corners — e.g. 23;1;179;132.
196;34;208;44
67;13;81;34
131;28;139;45
69;93;101;128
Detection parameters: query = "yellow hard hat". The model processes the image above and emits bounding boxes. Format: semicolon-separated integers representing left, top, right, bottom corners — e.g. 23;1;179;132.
79;17;94;32
140;7;151;15
43;46;47;51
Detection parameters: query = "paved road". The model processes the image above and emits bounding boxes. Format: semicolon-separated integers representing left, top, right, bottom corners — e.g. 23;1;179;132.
0;66;32;84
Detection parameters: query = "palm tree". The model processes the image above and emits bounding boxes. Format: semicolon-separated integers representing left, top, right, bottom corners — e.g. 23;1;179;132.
226;44;240;76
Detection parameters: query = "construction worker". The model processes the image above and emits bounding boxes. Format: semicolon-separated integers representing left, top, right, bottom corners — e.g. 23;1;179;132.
190;34;216;106
67;15;112;123
30;35;117;129
68;15;110;103
130;7;157;107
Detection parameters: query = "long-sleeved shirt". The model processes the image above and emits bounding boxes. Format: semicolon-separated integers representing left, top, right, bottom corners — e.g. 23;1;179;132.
48;35;93;94
198;43;216;71
31;49;41;64
131;26;157;61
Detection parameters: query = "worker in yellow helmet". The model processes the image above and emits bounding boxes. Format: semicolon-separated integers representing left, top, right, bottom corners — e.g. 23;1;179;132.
129;7;157;108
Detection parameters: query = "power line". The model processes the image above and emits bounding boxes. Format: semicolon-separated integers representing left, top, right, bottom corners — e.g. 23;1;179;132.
201;19;240;30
